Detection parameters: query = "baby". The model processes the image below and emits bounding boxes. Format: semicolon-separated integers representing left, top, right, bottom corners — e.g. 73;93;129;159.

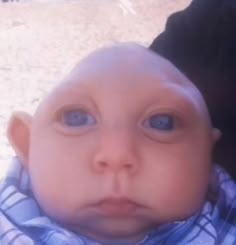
0;43;236;245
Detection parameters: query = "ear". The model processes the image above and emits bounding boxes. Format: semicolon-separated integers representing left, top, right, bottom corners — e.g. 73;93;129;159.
212;128;221;143
7;111;32;168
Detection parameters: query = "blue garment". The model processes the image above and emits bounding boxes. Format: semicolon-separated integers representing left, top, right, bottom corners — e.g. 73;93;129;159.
0;157;236;245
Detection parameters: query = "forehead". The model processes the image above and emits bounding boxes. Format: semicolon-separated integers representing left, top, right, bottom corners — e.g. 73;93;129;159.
58;45;196;94
38;44;208;117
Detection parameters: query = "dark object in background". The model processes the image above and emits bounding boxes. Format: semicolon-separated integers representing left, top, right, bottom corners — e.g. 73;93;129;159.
150;0;236;179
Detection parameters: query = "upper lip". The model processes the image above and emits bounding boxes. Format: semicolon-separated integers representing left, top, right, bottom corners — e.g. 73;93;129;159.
97;197;139;205
90;197;143;210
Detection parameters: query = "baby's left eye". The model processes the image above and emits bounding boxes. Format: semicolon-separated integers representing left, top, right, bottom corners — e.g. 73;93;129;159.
143;114;174;131
62;110;96;127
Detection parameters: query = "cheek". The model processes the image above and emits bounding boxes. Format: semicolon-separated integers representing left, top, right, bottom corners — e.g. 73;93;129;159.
28;130;98;220
139;139;212;221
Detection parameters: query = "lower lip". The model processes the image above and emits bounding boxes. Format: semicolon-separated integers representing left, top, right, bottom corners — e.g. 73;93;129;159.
96;201;138;215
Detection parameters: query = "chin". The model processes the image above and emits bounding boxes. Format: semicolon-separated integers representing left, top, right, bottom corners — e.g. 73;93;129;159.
85;228;148;245
69;217;153;244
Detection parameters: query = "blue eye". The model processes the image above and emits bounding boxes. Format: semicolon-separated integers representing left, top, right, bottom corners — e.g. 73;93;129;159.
62;110;96;127
144;114;174;131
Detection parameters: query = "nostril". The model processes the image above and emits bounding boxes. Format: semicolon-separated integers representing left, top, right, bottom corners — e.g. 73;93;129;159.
124;163;132;169
124;163;136;173
99;161;108;168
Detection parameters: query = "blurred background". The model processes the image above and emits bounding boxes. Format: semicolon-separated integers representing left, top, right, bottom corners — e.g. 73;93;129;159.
0;0;190;177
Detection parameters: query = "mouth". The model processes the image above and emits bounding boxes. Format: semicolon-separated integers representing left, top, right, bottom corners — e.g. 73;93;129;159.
90;197;142;216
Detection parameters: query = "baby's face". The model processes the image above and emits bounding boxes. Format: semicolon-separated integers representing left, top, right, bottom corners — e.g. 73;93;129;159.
8;44;219;244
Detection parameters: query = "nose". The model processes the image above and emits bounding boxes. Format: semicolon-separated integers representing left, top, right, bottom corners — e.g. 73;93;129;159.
93;129;140;175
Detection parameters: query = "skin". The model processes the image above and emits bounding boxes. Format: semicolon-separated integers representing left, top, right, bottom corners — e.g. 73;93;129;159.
8;43;220;245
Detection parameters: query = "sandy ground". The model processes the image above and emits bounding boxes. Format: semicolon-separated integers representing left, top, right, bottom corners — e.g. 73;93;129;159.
0;0;191;177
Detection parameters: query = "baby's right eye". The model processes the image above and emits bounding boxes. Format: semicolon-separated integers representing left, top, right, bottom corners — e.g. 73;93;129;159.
62;109;96;127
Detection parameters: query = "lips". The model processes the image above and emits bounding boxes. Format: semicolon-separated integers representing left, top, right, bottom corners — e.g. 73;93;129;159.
92;198;140;215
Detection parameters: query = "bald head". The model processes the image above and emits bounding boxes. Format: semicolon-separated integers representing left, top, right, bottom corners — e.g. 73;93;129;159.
68;43;196;88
